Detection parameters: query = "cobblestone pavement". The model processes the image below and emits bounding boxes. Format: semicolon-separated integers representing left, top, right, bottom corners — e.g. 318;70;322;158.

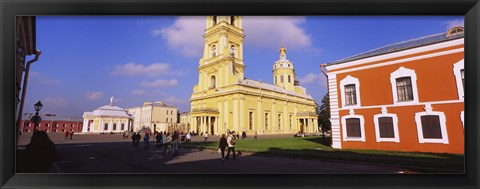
17;132;406;173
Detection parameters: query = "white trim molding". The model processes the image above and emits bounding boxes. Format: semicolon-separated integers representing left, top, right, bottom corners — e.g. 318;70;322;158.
340;75;361;108
341;109;366;142
373;107;400;143
453;59;464;100
460;111;464;128
328;73;342;149
390;67;419;105
414;104;449;144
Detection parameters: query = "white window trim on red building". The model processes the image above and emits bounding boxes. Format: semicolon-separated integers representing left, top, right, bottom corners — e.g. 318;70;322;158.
373;107;400;143
414;104;449;144
390;67;419;105
341;109;365;142
460;111;464;128
340;75;361;108
453;59;464;100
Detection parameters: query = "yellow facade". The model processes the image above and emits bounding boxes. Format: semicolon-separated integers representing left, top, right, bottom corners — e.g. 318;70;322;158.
190;16;318;135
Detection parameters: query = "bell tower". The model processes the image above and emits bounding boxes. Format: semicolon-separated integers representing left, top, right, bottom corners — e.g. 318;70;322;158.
273;42;297;91
194;16;245;93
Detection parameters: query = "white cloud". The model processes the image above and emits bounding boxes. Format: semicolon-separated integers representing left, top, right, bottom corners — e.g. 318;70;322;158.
164;96;187;106
443;19;464;30
42;97;69;107
298;73;327;86
85;91;104;100
140;79;178;88
243;16;312;50
131;89;147;96
29;71;61;85
152;16;205;58
111;63;181;77
154;16;319;58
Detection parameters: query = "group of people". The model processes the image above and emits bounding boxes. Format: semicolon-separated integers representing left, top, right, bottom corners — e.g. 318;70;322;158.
131;131;188;156
218;131;238;160
64;130;74;140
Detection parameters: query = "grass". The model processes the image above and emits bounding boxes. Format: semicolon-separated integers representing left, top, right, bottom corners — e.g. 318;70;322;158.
181;136;464;172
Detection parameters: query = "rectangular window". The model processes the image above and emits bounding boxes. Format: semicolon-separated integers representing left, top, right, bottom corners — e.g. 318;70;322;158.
346;118;361;137
280;75;284;83
396;77;414;101
121;124;125;130
378;117;394;138
274;76;277;84
288;75;291;83
289;115;293;130
421;115;442;139
345;84;357;105
249;112;253;130
278;114;282;130
63;124;66;128
113;123;117;130
461;69;465;92
46;123;49;128
104;124;108;130
265;113;269;130
166;118;168;122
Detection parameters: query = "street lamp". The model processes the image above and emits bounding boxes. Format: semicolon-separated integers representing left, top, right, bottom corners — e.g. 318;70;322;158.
31;100;43;131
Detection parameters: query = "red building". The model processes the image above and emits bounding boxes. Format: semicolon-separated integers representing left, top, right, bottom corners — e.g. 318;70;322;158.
19;113;83;133
324;27;464;154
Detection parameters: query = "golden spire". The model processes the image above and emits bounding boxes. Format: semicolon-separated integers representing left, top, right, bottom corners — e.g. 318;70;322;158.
280;40;287;53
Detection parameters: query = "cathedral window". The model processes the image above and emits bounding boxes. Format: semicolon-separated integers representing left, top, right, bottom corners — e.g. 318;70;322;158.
211;45;216;57
288;75;291;83
280;75;284;83
210;75;216;89
230;45;236;57
212;16;217;25
230;16;235;26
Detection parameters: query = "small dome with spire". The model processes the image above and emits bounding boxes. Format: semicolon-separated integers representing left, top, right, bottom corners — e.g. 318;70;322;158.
273;41;294;69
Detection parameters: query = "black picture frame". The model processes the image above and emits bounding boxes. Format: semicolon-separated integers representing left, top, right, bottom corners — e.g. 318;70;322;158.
1;0;479;188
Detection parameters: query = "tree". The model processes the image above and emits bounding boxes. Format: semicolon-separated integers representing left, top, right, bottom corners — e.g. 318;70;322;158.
318;93;331;140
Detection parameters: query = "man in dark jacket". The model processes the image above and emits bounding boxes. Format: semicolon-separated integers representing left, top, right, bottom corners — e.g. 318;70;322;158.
218;134;228;160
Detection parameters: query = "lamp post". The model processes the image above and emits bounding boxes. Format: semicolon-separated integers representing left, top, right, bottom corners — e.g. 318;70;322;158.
31;100;43;131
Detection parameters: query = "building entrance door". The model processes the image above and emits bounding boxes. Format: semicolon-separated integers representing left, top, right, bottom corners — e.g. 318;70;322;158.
300;124;304;134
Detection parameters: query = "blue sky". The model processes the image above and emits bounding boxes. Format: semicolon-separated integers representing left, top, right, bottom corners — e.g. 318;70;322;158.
23;16;464;117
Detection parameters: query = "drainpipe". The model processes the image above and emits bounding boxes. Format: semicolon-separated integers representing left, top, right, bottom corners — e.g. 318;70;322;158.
16;50;41;135
319;64;329;141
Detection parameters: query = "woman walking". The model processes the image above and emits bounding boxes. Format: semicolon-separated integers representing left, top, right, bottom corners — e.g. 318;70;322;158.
218;134;228;160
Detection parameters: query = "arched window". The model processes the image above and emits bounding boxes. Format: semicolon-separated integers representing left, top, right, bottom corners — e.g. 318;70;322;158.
230;16;235;26
210;75;216;89
230;45;236;57
280;75;284;83
288;75;291;83
447;26;464;37
211;45;216;57
212;16;217;25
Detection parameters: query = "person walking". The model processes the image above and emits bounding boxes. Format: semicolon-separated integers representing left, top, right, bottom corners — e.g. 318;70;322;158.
69;131;74;140
123;131;126;139
172;131;180;156
186;132;191;143
163;133;172;156
143;133;150;150
225;132;236;160
254;131;258;140
64;131;70;140
204;132;208;142
132;132;137;147
156;131;163;149
218;134;228;160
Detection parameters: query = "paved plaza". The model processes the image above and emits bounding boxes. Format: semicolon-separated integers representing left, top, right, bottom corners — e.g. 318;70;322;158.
17;132;408;173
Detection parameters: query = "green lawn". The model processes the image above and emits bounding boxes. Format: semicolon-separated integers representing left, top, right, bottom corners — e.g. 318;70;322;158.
181;136;464;172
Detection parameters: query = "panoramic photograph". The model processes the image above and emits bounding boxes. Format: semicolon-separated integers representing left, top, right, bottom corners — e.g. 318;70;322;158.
15;16;465;173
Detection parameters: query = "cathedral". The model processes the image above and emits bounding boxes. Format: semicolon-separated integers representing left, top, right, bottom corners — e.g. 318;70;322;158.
190;16;318;135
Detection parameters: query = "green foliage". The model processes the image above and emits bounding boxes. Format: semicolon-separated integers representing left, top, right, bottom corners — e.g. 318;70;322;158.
318;93;331;132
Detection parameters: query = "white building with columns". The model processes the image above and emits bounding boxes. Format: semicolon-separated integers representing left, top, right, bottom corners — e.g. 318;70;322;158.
82;97;133;133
